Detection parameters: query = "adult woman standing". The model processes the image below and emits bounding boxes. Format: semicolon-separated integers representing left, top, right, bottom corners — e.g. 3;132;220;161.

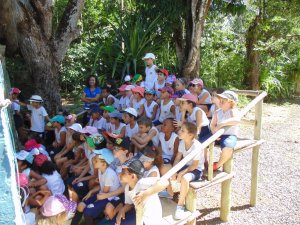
81;75;101;125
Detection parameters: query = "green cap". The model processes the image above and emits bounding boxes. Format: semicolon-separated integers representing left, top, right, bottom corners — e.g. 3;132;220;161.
100;105;115;113
132;74;143;84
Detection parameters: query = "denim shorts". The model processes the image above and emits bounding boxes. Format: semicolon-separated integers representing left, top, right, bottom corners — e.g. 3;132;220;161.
198;125;211;143
178;165;202;181
216;135;237;149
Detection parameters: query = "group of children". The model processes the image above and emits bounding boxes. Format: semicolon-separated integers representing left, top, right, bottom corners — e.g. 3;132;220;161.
12;52;240;224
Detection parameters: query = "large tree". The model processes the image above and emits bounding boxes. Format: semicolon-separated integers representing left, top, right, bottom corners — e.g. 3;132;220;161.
0;0;84;115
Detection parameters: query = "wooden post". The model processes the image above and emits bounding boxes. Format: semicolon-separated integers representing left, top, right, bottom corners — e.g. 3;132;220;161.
208;142;215;181
186;188;197;225
220;157;233;221
250;99;263;206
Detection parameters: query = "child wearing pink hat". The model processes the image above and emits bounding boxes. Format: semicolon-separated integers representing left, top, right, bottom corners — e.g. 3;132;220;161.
190;78;212;114
131;86;146;116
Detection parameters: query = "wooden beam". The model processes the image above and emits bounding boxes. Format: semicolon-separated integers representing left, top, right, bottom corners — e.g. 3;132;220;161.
220;158;233;222
233;90;262;96
241;118;256;126
208;142;215;181
190;172;234;190
239;91;267;118
234;139;265;154
250;99;263;206
186;188;197;225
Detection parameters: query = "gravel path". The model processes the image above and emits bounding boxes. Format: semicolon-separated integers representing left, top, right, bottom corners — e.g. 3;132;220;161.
196;100;300;225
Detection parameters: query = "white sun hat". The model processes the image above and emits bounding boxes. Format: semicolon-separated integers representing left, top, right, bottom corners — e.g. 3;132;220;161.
29;95;43;102
142;53;155;60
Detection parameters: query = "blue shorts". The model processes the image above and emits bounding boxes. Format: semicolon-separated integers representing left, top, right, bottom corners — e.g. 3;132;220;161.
109;208;136;225
178;165;203;181
67;175;91;200
216;135;237;149
84;194;124;218
198;125;211;143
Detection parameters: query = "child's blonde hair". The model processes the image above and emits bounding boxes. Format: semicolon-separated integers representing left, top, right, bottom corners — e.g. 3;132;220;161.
37;212;67;225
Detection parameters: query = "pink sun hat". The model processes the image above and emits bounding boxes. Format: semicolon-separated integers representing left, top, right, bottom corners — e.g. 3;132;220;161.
118;84;127;92
131;86;145;97
190;78;204;87
80;126;98;135
177;94;197;104
41;194;77;217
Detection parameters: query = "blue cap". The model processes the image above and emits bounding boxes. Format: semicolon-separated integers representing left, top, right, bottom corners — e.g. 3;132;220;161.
108;111;123;119
93;148;114;164
145;89;156;95
49;115;65;124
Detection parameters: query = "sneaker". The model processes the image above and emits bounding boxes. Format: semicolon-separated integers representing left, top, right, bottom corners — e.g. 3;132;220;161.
158;190;173;199
174;205;191;220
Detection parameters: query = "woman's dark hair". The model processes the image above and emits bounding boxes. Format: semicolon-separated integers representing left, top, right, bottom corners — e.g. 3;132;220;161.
85;75;99;88
39;160;57;175
72;132;83;142
142;146;163;168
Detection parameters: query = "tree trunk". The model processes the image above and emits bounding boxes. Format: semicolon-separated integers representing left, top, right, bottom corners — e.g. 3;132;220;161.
245;14;261;90
175;0;212;79
0;0;84;115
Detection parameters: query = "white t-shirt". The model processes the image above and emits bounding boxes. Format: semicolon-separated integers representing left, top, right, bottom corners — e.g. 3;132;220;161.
119;96;127;110
186;107;209;133
149;127;159;147
198;89;212;104
145;65;158;90
98;167;121;200
125;122;139;139
216;108;239;136
42;171;65;195
96;117;107;130
132;98;146;114
84;145;96;175
178;139;204;171
55;126;67;143
110;123;126;135
154;80;165;99
12;100;20;113
159;100;175;122
124;178;162;225
27;105;48;132
143;165;160;179
143;101;158;120
159;132;177;161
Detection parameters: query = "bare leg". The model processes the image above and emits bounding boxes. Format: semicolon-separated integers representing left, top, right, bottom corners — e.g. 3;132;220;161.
215;147;233;168
177;176;189;206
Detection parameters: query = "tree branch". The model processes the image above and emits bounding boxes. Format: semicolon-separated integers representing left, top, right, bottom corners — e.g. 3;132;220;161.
53;0;84;63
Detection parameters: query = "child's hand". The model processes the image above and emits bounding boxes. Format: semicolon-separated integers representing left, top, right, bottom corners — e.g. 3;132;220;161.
176;171;185;182
97;193;108;200
72;177;81;185
116;209;126;225
133;191;148;205
173;120;182;128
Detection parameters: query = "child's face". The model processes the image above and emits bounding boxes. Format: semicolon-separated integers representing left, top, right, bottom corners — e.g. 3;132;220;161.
126;90;132;97
145;93;154;101
138;124;150;134
120;91;126;97
175;80;185;91
122;113;131;124
160;91;170;99
178;125;193;140
142;160;153;170
145;58;154;66
191;84;201;94
120;168;133;183
174;98;180;106
103;111;109;119
133;92;141;100
161;119;174;133
92;157;106;169
31;101;40;108
106;141;114;150
17;160;27;171
91;112;100;120
157;72;166;81
110;117;119;124
102;89;108;98
113;146;128;159
219;98;233;110
11;93;18;100
179;100;188;111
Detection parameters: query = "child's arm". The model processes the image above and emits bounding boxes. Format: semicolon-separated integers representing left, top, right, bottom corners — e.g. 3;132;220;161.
210;111;218;134
171;137;180;164
71;164;92;184
12;100;27;107
138;104;145;116
97;186;125;200
82;184;100;201
197;92;209;105
217;109;240;129
119;126;126;138
195;109;203;134
150;104;158;121
29;170;47;188
170;105;176;119
172;152;183;167
131;129;157;145
116;204;134;225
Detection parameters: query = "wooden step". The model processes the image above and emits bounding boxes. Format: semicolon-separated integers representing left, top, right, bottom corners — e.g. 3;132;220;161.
190;171;234;190
233;138;265;153
160;197;201;225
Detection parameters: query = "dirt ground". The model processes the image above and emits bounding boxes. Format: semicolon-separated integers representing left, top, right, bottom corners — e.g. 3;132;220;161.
196;100;300;224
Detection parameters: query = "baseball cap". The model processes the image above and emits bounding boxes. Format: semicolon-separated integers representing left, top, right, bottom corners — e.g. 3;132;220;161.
125;85;135;91
24;139;41;151
100;105;115;113
114;137;131;150
217;90;238;102
108;111;123;119
10;87;21;95
165;74;176;85
171;90;186;99
156;68;169;76
191;78;204;87
80;126;98;135
122;107;138;117
49;115;65;124
93;148;115;164
124;75;131;82
142;53;155;60
91;107;102;114
16;150;34;164
34;154;48;167
29;95;43;102
122;159;145;177
68;123;82;132
131;86;145;97
139;153;155;162
145;89;156;95
158;86;174;95
118;84;127;92
178;94;197;104
132;74;143;84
